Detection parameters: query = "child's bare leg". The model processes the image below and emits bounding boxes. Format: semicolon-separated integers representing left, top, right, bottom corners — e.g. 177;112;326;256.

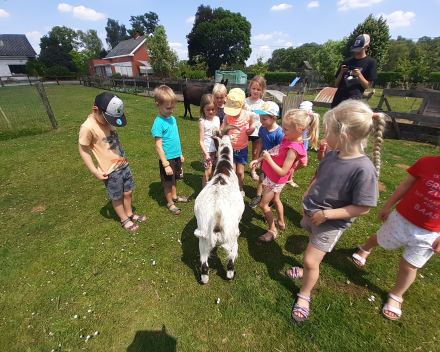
250;141;261;180
384;258;417;317
164;186;181;213
294;242;326;319
113;197;138;230
353;233;378;265
235;163;245;190
260;189;276;232
202;167;212;188
272;192;285;227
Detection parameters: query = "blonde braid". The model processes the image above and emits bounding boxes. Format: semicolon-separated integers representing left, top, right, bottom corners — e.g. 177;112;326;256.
372;112;386;176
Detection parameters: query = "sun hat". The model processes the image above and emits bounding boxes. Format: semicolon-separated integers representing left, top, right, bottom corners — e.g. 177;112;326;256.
94;92;127;127
253;101;280;116
351;34;370;52
224;88;246;116
299;101;313;113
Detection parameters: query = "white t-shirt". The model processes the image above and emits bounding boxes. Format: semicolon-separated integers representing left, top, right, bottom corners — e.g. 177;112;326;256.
245;97;264;137
199;116;220;153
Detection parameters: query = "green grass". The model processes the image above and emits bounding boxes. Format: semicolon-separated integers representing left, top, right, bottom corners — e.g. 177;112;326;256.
0;85;439;352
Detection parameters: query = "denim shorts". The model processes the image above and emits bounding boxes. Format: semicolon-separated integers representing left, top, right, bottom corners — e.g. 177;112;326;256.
233;147;248;165
103;166;136;201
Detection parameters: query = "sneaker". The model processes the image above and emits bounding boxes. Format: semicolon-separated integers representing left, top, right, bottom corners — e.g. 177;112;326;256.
269;201;275;208
249;195;262;209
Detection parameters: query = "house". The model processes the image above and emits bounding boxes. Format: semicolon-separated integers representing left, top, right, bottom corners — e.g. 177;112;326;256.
87;33;153;77
0;34;37;78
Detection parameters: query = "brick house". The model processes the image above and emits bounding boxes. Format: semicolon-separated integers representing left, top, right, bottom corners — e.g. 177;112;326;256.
0;34;37;78
87;34;153;77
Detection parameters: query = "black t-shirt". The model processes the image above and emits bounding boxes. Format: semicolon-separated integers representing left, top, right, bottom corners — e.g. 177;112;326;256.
332;56;377;108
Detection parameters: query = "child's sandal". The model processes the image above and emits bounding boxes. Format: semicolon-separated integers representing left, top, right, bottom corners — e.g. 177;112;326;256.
286;266;303;280
121;218;139;232
172;196;189;203
167;202;181;215
382;293;403;320
274;219;286;231
352;245;371;267
129;214;146;223
259;230;278;242
292;293;311;323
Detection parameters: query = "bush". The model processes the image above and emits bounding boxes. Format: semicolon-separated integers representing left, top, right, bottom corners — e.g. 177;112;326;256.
45;66;71;76
375;72;403;87
247;72;296;85
428;72;440;83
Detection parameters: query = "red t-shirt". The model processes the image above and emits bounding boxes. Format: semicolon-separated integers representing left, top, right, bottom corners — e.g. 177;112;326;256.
396;156;440;231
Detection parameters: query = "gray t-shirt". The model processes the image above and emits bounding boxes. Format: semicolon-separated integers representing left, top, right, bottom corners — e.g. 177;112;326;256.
303;151;378;227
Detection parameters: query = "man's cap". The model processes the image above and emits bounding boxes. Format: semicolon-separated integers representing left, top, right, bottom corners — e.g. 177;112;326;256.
299;101;313;113
351;34;370;52
94;92;127;127
224;88;246;116
253;101;279;117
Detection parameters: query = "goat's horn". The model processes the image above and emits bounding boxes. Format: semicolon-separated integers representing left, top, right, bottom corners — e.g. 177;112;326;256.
221;125;240;135
211;127;220;138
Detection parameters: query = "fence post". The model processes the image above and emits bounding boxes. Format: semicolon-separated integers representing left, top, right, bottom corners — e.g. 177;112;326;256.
134;77;137;95
0;77;3;87
35;81;58;129
122;78;125;92
55;75;59;85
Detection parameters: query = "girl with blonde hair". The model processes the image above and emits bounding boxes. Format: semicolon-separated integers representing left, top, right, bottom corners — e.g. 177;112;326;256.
287;100;386;322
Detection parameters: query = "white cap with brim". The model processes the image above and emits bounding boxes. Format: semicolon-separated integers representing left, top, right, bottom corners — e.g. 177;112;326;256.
253;101;280;116
94;92;127;127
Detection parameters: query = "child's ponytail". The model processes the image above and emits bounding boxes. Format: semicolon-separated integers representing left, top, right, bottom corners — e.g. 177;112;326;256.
307;112;320;149
372;112;386;176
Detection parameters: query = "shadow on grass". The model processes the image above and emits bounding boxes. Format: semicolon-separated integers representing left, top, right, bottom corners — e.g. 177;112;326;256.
177;114;199;123
180;215;229;284
190;160;204;173
99;200;140;223
127;325;176;352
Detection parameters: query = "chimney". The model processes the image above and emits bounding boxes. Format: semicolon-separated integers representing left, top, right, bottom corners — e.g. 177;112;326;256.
134;32;140;39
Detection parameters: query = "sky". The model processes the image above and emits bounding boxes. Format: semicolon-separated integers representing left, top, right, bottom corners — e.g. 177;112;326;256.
1;0;439;65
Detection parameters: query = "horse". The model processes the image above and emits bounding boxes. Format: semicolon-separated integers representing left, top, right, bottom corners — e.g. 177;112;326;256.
182;79;228;119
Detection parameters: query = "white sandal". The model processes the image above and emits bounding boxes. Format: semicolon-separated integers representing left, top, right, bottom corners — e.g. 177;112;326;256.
352;245;371;267
382;293;403;320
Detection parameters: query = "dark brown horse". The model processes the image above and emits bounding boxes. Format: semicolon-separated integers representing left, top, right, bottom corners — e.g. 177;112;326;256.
183;79;228;119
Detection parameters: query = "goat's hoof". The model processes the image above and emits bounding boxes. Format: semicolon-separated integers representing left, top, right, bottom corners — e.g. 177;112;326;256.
226;270;235;281
200;274;209;284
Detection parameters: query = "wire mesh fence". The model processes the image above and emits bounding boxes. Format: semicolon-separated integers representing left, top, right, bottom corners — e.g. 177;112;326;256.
0;81;57;140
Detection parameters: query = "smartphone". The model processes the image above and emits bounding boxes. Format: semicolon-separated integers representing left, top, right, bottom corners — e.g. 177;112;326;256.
345;66;357;70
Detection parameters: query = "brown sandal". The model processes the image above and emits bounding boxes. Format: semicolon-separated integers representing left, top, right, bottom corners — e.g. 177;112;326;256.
167;202;181;215
259;230;278;242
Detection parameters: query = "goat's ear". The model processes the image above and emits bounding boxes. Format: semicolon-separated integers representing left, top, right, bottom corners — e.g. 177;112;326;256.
211;127;220;139
220;79;224;85
224;79;228;86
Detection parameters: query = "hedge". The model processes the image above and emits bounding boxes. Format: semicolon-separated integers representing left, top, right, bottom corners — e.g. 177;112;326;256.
247;72;297;85
375;72;403;87
428;72;440;83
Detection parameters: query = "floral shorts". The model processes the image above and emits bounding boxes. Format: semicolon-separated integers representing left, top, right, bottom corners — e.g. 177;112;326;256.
202;152;217;169
262;176;285;194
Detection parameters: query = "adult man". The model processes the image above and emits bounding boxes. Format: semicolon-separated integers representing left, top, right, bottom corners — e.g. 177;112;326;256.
331;34;378;108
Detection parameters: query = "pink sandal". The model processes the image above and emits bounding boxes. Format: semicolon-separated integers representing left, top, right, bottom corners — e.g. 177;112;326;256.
382;293;403;320
286;266;302;280
259;230;278;242
352;245;371;267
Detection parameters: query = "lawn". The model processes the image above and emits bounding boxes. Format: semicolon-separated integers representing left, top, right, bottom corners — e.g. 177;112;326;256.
0;84;439;352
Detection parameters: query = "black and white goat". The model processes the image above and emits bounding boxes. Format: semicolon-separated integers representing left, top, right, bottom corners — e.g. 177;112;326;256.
194;125;245;284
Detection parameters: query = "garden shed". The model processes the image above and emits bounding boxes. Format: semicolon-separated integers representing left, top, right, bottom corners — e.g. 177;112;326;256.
0;34;37;79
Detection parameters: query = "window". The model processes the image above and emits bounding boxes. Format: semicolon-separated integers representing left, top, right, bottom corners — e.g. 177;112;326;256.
9;65;27;74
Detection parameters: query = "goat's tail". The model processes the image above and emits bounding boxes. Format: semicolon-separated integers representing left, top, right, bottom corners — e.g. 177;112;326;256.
212;210;222;235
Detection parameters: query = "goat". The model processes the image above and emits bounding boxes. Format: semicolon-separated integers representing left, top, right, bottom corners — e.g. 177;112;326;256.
183;79;228;119
362;89;376;101
194;124;244;284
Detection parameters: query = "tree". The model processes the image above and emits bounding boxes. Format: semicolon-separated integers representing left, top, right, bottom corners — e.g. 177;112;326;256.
38;26;78;72
187;5;252;75
416;36;440;72
105;19;130;49
382;36;415;72
343;14;391;70
313;39;347;85
250;55;269;77
145;25;178;77
395;47;430;83
69;50;96;74
267;43;321;72
128;12;159;37
77;29;103;58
